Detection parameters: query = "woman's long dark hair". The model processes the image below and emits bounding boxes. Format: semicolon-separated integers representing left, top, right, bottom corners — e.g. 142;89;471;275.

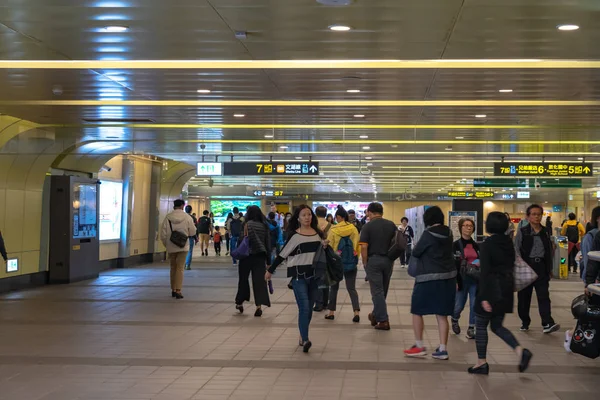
287;204;324;238
245;205;266;224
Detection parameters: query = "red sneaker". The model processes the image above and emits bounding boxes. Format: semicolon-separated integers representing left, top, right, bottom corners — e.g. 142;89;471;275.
404;345;427;357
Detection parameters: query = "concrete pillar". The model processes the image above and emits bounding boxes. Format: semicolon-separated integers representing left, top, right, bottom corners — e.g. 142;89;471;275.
148;162;162;256
118;158;134;262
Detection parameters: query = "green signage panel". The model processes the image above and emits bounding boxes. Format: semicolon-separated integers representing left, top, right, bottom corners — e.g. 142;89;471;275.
474;178;582;188
494;162;592;177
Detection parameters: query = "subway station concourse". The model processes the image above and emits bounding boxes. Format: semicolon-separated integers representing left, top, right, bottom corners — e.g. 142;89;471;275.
0;1;599;399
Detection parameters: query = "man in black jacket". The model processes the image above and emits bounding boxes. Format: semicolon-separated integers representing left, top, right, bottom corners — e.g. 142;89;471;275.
515;204;560;334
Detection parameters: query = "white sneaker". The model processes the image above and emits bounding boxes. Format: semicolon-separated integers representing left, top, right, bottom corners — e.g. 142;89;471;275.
401;264;407;268
564;330;572;353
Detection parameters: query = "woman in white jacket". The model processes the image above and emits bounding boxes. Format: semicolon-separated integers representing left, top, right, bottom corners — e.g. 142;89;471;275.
160;199;197;299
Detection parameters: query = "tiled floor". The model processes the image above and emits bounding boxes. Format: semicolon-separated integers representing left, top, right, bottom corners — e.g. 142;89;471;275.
0;256;597;399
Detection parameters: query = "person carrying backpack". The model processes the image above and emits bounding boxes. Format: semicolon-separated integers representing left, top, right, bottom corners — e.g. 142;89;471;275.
197;210;212;257
229;207;243;266
324;206;361;322
561;213;585;274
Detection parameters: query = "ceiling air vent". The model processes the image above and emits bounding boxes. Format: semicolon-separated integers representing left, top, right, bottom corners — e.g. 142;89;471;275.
83;118;156;123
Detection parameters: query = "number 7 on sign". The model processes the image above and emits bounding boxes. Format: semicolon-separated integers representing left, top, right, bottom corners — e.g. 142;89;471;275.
256;164;263;173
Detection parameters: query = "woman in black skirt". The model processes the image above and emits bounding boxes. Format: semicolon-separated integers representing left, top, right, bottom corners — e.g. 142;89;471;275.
404;206;457;360
468;212;532;375
235;206;271;317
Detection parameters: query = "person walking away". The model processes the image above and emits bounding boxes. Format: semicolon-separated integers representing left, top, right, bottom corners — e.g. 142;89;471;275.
209;212;216;238
160;199;197;299
561;213;585;274
564;206;600;351
468;212;533;375
235;205;271;317
184;205;198;270
399;217;414;268
0;230;7;264
197;210;212;257
451;218;480;339
546;216;554;235
325;205;361;322
265;205;325;353
213;226;222;256
515;204;560;334
359;202;397;330
404;206;456;360
229;207;243;266
267;212;282;264
313;206;332;312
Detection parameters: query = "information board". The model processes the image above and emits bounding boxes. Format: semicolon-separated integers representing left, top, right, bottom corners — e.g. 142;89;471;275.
223;162;319;176
494;163;592;177
449;211;477;241
447;191;494;199
253;190;284;197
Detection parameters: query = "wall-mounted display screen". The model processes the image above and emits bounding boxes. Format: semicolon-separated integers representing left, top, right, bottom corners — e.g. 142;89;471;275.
210;200;261;227
312;201;375;221
6;258;18;273
73;183;98;239
99;181;123;241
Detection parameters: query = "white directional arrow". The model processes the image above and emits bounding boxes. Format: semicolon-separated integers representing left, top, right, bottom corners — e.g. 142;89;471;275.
309;165;318;173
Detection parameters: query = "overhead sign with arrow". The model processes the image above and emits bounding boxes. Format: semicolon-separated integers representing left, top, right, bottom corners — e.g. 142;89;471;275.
494;162;593;177
223;162;320;176
196;162;223;176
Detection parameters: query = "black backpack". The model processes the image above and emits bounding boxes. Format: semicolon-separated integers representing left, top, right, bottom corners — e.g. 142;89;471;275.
387;229;407;261
230;218;242;237
566;224;580;243
197;216;210;234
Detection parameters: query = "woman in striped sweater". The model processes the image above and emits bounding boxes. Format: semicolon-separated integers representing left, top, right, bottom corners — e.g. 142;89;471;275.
265;205;325;353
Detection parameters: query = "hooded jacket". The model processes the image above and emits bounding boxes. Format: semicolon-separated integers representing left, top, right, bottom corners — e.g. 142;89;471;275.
475;234;515;316
160;209;197;254
327;221;360;255
411;225;456;283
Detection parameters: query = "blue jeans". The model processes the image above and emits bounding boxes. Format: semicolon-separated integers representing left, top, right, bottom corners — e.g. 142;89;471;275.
292;277;319;342
185;237;195;267
230;236;239;264
453;276;477;326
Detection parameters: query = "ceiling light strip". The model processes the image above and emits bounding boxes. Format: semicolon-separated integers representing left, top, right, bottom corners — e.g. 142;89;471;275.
2;60;600;69
10;100;600;106
61;124;552;129
171;139;599;145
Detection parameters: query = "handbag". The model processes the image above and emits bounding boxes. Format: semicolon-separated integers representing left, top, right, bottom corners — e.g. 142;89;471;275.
168;220;188;248
231;224;250;260
407;255;419;278
457;240;480;281
514;255;538;292
570;319;600;359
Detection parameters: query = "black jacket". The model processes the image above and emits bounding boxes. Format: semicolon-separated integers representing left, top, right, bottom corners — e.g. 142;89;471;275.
411;225;457;283
246;221;271;257
453;237;480;290
517;224;553;276
0;231;7;261
476;234;516;316
585;230;600;287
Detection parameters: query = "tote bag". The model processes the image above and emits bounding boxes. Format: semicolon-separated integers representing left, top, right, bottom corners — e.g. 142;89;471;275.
231;225;250;260
514;256;538;292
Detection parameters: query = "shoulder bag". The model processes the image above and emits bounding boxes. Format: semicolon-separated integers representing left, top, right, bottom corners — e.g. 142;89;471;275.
169;220;188;248
231;224;250;260
514;255;538;292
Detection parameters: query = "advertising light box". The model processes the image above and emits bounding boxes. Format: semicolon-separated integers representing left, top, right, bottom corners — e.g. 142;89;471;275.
99;181;123;241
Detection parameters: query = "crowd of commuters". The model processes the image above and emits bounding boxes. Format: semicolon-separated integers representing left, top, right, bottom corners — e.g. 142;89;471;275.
159;199;598;372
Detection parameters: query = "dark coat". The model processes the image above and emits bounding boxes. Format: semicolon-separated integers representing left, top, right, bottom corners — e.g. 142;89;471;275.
245;221;271;256
411;225;457;283
475;234;516;316
452;237;480;291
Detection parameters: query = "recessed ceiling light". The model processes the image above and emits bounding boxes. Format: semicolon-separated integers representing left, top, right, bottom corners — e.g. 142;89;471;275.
362;146;370;150
449;184;454;187
557;24;579;31
279;145;288;149
197;89;211;93
233;113;245;118
498;89;513;93
455;136;465;140
445;146;453;151
359;135;369;139
103;26;129;32
329;24;352;31
364;156;373;160
354;114;365;118
577;157;584;160
295;156;302;160
347;89;361;93
264;134;274;138
475;114;487;118
366;163;373;166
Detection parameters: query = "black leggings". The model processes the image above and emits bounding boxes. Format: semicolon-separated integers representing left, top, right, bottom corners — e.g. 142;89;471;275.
475;313;520;360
